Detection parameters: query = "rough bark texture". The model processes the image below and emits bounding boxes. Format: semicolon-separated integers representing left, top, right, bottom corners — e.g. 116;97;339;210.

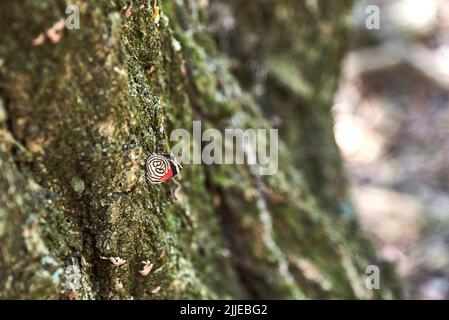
0;0;403;299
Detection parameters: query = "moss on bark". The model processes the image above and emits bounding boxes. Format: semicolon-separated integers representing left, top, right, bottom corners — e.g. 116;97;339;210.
0;0;403;299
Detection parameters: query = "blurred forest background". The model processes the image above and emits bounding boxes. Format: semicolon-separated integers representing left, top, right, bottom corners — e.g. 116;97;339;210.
338;0;449;299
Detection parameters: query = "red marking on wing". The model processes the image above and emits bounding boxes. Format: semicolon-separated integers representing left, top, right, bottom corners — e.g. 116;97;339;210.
160;168;173;182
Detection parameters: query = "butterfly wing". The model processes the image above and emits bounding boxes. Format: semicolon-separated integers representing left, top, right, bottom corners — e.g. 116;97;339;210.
146;154;181;184
159;167;174;182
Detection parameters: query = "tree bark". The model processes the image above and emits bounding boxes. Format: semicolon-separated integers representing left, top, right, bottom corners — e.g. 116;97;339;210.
0;0;403;299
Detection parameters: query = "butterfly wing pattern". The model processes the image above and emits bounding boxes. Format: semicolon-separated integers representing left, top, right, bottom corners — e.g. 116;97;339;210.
146;153;182;184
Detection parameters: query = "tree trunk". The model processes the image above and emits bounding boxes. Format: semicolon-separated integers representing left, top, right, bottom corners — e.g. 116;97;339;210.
0;0;403;299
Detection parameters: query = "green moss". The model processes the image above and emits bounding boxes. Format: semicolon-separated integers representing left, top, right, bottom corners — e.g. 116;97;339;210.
0;0;402;299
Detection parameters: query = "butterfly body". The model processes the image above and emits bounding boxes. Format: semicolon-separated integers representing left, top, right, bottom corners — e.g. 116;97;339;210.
146;153;182;184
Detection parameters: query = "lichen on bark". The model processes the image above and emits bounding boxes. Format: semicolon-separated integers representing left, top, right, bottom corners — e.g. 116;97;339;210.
0;0;403;299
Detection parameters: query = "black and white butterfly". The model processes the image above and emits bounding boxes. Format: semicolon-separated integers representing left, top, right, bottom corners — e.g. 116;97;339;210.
146;153;182;184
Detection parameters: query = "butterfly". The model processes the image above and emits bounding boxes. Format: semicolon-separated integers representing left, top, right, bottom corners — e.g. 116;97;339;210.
146;153;182;184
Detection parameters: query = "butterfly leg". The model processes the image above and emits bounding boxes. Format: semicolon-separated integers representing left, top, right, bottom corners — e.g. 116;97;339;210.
170;178;181;201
